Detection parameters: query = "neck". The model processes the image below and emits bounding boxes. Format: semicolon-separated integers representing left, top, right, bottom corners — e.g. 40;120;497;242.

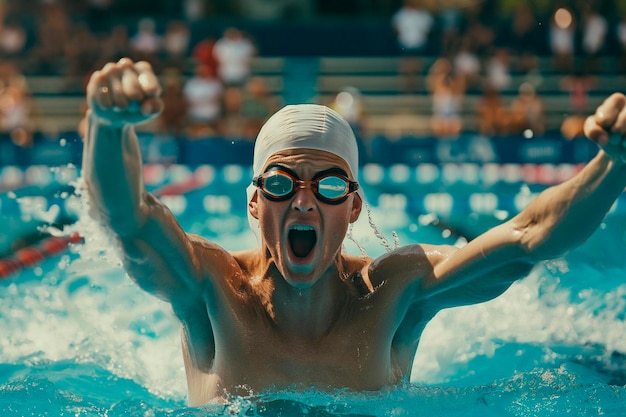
270;259;347;338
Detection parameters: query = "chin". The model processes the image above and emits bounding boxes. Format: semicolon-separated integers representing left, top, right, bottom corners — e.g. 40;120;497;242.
282;268;318;289
285;278;317;290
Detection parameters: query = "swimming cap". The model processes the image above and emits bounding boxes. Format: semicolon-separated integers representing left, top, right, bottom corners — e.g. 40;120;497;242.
246;104;362;236
252;104;359;179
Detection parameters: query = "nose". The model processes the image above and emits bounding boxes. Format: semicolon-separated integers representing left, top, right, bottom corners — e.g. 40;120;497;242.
291;186;316;212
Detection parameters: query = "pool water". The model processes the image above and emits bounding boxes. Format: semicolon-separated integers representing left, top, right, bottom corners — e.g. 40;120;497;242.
1;163;626;416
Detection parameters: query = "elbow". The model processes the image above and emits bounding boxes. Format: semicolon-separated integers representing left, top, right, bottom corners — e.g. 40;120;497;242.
515;220;570;263
112;201;151;237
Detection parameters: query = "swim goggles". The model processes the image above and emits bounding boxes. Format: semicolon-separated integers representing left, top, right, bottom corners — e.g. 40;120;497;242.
252;166;359;205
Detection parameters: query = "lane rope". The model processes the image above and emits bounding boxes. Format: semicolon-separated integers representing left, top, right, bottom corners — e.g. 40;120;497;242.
0;232;84;279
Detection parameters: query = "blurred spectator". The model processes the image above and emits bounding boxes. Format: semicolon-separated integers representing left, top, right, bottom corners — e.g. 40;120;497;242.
161;20;190;72
130;18;162;67
184;0;212;22
560;69;595;115
0;19;27;69
580;4;608;74
183;63;223;138
240;76;275;140
98;24;132;66
453;35;481;90
220;86;246;138
213;27;257;87
476;83;510;136
464;13;495;60
426;58;465;137
192;34;219;76
560;114;586;140
0;63;34;147
27;3;71;75
158;69;188;135
484;48;512;93
329;86;365;139
509;82;545;136
391;0;433;55
84;0;113;34
391;0;434;93
439;7;462;57
549;7;575;74
64;23;100;92
507;2;540;74
237;0;313;20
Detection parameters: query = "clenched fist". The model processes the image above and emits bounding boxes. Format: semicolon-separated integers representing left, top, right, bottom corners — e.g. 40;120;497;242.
86;58;163;126
584;93;626;164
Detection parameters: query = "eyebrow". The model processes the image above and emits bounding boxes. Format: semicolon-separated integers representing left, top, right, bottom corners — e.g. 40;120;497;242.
264;164;350;179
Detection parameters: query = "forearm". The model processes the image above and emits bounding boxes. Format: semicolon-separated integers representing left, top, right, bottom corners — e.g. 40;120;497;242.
517;150;626;259
82;112;147;235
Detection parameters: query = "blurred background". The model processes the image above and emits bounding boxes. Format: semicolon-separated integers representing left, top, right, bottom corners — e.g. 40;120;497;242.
0;0;625;163
1;0;626;266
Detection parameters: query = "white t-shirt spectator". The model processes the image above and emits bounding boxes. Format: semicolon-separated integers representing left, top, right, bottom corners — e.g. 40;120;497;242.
582;13;607;55
550;24;575;55
392;5;434;51
183;76;223;124
131;18;161;55
213;31;256;86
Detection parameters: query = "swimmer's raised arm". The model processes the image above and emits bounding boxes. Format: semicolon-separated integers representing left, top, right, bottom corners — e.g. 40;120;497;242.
414;93;626;308
81;59;229;307
82;59;162;232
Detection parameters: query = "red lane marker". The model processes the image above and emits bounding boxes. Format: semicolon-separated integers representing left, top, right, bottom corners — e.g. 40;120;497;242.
0;232;84;280
153;177;202;197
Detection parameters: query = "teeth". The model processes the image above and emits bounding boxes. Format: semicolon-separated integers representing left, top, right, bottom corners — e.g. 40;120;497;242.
290;224;314;231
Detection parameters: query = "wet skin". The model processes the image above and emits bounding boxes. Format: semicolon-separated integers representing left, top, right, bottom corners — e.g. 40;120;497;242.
82;58;626;405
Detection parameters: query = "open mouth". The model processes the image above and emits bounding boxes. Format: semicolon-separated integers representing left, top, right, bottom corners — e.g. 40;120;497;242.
288;225;317;258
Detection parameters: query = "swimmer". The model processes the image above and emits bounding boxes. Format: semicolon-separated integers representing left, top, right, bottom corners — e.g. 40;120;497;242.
82;58;626;406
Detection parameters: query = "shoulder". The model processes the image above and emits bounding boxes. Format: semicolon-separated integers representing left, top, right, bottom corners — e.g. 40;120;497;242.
367;243;458;291
230;247;266;276
185;233;248;280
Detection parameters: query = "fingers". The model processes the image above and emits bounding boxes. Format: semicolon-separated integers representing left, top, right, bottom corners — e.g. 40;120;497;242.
109;74;128;109
615;104;626;135
135;61;161;98
595;93;626;130
121;66;142;102
584;115;608;146
584;93;626;146
134;61;163;115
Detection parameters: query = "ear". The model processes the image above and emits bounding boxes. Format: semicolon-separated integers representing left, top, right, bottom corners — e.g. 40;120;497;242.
248;191;259;220
349;193;362;223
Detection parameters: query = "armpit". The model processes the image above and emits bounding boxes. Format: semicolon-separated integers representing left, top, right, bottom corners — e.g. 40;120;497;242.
348;270;382;299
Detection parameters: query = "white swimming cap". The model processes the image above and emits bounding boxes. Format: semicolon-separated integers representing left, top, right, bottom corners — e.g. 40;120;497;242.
252;104;359;179
246;104;362;237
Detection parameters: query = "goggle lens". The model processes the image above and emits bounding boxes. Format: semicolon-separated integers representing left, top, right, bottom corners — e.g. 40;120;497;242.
317;176;349;199
264;172;294;198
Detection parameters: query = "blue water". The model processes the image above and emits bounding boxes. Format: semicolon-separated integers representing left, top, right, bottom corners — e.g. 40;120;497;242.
1;163;626;416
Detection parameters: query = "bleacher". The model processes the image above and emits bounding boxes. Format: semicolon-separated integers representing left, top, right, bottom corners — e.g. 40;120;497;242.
25;56;626;138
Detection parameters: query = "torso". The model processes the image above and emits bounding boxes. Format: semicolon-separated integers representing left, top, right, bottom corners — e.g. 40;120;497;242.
181;246;436;404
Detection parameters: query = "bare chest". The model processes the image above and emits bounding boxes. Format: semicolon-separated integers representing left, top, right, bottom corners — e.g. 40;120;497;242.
210;306;400;392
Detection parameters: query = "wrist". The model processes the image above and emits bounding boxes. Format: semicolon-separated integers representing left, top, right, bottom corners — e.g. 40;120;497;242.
598;149;626;177
88;109;128;128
